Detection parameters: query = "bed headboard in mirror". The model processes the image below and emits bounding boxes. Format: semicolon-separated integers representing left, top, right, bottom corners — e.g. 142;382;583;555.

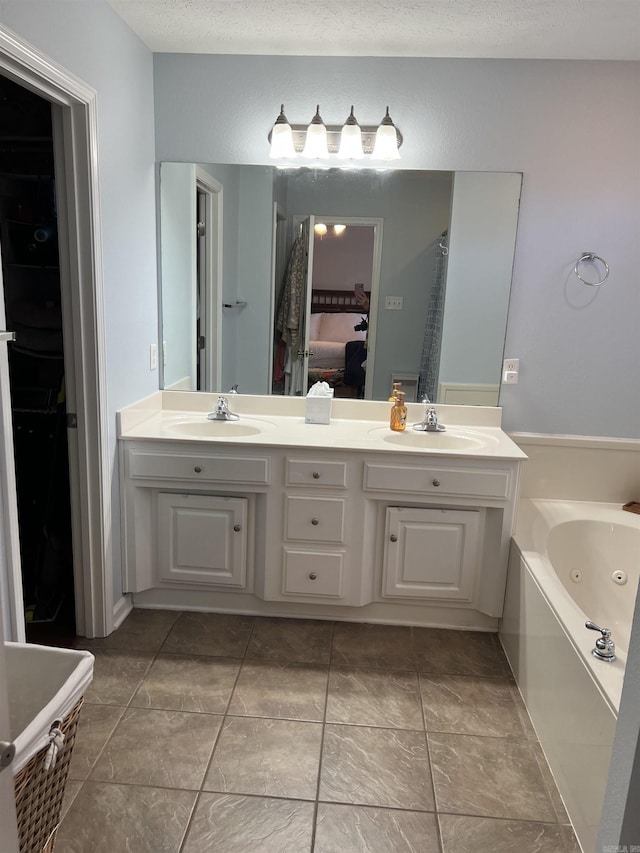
158;164;522;404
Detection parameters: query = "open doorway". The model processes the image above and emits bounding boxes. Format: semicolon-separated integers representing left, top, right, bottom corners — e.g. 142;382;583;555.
0;75;74;641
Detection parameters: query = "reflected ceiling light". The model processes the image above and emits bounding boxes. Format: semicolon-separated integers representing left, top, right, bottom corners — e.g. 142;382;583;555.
268;104;296;159
314;222;328;236
371;107;401;161
267;105;402;163
302;105;329;159
333;224;347;235
337;106;364;160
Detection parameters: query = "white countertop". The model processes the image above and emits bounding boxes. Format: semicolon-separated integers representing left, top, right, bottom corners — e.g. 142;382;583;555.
118;392;527;461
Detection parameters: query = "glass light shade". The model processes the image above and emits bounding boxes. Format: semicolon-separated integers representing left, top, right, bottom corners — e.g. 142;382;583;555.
333;224;346;235
338;106;364;159
269;122;296;159
372;107;401;161
314;223;328;235
302;105;329;159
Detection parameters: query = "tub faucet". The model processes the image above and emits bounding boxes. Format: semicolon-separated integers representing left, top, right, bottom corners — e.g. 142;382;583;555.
413;396;446;433
585;621;616;662
207;396;240;421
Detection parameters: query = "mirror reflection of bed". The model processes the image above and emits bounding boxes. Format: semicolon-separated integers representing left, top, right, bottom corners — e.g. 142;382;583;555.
307;289;369;398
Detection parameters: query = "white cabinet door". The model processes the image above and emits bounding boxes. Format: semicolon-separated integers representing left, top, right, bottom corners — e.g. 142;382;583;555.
157;494;248;588
382;506;480;601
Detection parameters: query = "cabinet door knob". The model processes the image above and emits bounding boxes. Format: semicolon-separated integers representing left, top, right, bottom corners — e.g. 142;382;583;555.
194;466;202;473
233;524;241;532
312;471;320;479
389;534;398;542
308;572;317;580
311;517;319;526
432;479;440;487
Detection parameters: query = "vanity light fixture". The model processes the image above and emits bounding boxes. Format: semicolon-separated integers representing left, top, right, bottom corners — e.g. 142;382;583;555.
333;224;347;235
267;104;402;162
314;222;328;236
268;104;297;159
302;105;330;159
337;106;364;160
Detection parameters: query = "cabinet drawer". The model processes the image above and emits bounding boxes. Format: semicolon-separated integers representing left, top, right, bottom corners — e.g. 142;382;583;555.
282;549;344;598
285;496;345;543
363;462;510;499
128;450;269;484
286;458;347;488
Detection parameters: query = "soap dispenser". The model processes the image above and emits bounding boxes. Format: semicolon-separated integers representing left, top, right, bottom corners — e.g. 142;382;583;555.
388;381;402;403
390;390;407;431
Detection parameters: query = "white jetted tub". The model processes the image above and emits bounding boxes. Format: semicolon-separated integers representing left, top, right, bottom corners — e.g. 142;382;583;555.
500;500;640;853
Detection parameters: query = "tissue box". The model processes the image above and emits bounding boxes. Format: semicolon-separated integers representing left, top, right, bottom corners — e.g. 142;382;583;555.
305;395;333;424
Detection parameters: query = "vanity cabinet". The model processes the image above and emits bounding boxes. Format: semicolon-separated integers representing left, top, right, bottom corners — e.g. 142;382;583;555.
120;435;521;626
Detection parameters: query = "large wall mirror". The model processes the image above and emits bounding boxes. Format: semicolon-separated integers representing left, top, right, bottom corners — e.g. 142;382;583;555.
158;163;522;405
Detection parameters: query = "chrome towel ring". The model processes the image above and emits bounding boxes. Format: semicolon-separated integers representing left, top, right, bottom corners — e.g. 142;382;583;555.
574;252;609;286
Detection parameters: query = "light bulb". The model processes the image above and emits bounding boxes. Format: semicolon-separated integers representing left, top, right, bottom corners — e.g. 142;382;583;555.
268;105;297;159
333;224;346;235
372;107;401;161
337;106;364;160
314;223;328;235
302;105;329;159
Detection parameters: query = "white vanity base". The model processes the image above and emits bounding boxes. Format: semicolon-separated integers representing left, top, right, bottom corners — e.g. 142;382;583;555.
130;588;500;630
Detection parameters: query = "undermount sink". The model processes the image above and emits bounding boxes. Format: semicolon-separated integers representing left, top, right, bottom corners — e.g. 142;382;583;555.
166;417;276;438
368;425;499;450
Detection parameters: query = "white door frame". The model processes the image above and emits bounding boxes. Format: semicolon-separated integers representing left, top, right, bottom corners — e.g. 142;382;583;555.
0;26;110;639
292;215;383;400
195;167;222;392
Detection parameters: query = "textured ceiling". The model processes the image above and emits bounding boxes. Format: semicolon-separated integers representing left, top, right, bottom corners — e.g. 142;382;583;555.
106;0;640;59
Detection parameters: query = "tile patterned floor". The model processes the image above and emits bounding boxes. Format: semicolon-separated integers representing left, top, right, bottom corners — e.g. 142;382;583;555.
53;609;581;852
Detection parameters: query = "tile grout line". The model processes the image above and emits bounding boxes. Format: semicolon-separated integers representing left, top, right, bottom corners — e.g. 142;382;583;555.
309;619;336;853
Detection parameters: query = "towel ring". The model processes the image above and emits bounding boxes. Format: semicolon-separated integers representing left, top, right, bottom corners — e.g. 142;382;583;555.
574;253;609;287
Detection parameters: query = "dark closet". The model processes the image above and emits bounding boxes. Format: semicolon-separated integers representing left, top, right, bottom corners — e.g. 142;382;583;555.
0;75;75;638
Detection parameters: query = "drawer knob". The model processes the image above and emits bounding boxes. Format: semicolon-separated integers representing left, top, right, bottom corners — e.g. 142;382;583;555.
312;471;321;479
233;524;241;532
432;479;441;487
311;517;319;526
194;466;202;473
390;534;398;542
309;572;317;580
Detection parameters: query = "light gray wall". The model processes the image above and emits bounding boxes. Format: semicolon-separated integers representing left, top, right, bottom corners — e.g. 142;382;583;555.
439;171;521;388
159;163;196;389
0;2;158;603
154;54;640;438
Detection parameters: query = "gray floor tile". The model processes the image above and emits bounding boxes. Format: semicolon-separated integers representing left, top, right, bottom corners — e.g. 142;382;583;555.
314;803;440;853
83;649;154;706
246;616;333;663
412;629;509;676
204;715;322;800
327;666;423;729
76;608;181;652
429;733;556;822
228;659;328;721
419;674;528;737
331;622;414;670
320;724;434;811
59;779;83;820
162;611;254;657
439;813;581;853
90;707;222;789
131;653;241;713
182;793;314;853
55;781;196;853
533;742;571;824
68;703;125;780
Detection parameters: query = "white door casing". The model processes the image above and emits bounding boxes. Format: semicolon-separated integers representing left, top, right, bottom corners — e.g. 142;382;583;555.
0;25;110;638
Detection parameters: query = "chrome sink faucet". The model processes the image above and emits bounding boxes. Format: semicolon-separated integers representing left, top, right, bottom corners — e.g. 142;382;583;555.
207;395;240;421
413;396;446;433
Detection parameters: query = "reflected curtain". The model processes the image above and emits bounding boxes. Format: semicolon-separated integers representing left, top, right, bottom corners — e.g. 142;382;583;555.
274;232;307;394
417;230;448;403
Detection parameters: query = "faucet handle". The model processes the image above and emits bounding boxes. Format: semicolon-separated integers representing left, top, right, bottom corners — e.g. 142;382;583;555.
585;620;611;639
586;620;616;661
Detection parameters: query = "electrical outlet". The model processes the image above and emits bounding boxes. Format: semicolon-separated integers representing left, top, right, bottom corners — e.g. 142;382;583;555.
150;343;157;370
502;357;519;384
385;296;403;310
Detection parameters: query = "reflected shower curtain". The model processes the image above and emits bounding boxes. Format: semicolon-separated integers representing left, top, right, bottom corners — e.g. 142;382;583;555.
417;231;448;403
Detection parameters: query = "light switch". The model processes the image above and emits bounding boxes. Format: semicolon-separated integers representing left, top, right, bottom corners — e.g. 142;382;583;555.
385;296;403;310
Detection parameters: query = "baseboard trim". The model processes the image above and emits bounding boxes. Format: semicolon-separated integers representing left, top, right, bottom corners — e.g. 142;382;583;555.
112;593;133;631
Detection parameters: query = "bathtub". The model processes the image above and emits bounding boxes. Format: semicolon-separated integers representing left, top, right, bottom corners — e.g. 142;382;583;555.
500;499;640;853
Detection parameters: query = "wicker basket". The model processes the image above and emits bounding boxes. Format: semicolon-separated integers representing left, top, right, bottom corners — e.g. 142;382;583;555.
14;698;84;853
